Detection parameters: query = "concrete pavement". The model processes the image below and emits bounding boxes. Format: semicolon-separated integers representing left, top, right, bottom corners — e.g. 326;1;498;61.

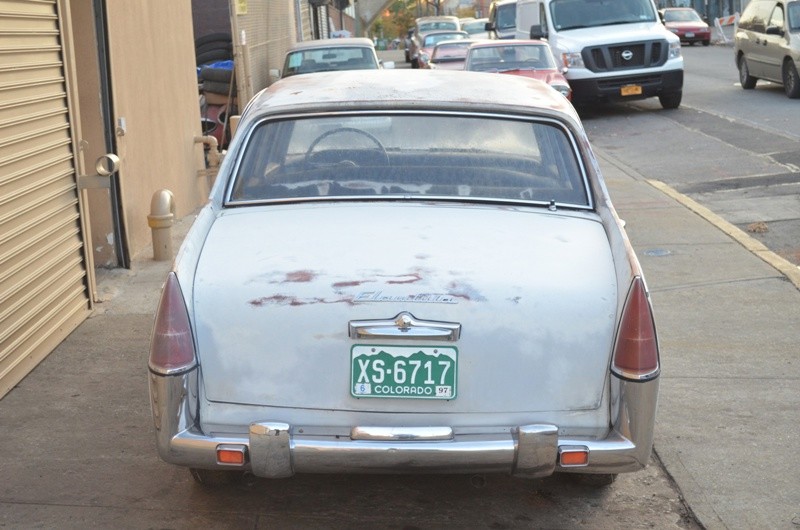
0;146;798;529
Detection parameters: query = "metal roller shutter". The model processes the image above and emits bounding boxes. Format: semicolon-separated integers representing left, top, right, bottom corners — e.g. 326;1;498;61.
0;0;91;397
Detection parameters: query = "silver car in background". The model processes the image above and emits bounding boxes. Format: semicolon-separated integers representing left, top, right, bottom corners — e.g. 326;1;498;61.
148;70;660;487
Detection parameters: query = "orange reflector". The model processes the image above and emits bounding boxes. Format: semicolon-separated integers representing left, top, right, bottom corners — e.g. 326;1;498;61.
559;449;589;466
216;445;246;465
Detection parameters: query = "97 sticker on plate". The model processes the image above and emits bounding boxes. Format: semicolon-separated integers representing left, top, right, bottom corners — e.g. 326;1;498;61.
351;345;458;399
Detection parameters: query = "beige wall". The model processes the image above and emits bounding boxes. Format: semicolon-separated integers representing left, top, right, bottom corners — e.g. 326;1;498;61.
104;0;206;258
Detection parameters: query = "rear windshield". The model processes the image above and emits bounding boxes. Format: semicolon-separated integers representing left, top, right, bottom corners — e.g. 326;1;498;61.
228;113;591;208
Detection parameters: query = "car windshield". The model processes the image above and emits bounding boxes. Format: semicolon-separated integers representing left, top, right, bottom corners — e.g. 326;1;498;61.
229;113;590;208
663;9;703;22
550;0;656;30
467;44;558;70
432;41;471;61
463;19;489;33
424;32;467;46
418;21;458;32
282;47;377;77
496;4;517;30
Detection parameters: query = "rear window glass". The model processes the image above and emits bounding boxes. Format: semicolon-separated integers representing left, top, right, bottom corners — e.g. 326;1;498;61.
228;113;590;208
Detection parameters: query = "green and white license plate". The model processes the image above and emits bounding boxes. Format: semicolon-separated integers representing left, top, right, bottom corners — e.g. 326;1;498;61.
351;345;458;399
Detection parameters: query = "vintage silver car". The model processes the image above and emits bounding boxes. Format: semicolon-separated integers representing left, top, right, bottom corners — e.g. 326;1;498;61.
148;70;660;487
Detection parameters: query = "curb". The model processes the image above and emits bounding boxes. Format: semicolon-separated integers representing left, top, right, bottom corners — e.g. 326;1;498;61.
646;179;800;291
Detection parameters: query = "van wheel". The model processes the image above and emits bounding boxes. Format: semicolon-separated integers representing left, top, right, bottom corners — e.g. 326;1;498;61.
738;56;757;89
658;90;681;109
782;60;800;98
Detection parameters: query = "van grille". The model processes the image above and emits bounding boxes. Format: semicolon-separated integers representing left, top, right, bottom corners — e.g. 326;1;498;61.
584;40;667;72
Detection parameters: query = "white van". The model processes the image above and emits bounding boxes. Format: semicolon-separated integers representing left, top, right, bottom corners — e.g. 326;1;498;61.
517;0;684;108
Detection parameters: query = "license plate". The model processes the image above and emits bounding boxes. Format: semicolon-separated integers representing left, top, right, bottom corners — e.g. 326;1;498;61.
620;84;643;96
351;345;457;399
685;32;695;38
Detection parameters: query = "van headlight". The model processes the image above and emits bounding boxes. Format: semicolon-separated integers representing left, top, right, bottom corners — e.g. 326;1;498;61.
562;52;584;69
668;41;682;59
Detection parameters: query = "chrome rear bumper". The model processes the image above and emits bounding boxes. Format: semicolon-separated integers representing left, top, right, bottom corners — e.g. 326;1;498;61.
149;369;658;478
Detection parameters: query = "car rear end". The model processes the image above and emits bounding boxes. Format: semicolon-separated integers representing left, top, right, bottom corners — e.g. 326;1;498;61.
148;71;659;482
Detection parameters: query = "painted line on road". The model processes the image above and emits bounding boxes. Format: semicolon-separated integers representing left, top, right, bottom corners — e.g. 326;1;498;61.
647;179;800;290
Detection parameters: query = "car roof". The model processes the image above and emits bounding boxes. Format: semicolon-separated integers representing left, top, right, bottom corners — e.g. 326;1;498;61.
469;39;550;49
244;70;578;122
286;38;375;52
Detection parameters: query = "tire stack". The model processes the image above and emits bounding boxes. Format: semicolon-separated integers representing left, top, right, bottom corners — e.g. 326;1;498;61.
196;33;236;149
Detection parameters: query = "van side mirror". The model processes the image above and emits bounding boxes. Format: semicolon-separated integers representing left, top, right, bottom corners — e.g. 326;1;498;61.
485;22;495;31
529;25;546;39
765;25;784;36
269;68;281;80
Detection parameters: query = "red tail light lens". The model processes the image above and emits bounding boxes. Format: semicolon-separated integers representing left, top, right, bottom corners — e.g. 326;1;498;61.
611;277;659;381
148;272;196;375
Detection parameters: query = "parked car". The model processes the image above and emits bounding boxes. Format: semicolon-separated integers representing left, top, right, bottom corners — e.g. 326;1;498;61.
409;15;462;67
734;0;800;98
465;40;572;99
659;7;711;46
485;0;517;39
270;38;392;79
416;30;470;69
462;17;491;39
148;69;660;487
424;40;478;70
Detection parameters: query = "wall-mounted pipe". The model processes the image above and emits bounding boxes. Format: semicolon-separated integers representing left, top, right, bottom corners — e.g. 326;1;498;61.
147;189;175;261
195;135;220;167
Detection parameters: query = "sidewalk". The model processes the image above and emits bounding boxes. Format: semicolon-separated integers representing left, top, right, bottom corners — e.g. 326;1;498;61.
1;148;798;528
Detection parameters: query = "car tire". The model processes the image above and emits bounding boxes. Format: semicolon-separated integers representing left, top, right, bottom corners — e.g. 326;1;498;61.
702;39;710;46
189;468;241;487
411;57;420;69
568;473;618;487
738;55;757;89
782;60;800;98
658;90;681;109
195;32;232;48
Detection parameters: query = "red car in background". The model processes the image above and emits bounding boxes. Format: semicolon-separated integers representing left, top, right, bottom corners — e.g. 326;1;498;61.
416;30;469;69
424;40;481;70
659;7;711;46
464;40;572;100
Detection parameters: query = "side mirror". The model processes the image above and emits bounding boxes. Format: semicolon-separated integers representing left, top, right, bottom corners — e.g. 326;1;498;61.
269;68;281;80
765;25;784;36
529;24;546;39
485;22;495;31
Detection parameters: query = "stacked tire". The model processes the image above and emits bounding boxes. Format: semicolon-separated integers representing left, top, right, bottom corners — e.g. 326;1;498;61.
196;33;235;149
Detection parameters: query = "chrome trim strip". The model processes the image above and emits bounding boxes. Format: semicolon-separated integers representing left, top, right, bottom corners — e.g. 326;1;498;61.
351;426;454;441
349;312;461;341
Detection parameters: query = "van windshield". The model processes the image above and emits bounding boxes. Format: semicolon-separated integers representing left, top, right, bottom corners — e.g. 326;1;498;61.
550;0;657;31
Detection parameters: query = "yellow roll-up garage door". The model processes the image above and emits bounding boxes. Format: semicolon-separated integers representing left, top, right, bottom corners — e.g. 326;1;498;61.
0;0;91;398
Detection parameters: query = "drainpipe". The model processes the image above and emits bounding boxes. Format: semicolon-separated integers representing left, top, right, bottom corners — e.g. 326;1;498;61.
147;189;175;261
195;135;220;167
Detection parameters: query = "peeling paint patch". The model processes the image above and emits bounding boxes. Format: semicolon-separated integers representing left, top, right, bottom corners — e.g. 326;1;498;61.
249;294;354;307
447;281;487;302
333;280;368;288
284;270;316;283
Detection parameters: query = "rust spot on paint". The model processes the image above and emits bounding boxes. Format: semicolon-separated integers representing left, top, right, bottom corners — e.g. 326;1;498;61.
333;280;366;288
249;294;355;307
284;270;316;283
385;272;422;285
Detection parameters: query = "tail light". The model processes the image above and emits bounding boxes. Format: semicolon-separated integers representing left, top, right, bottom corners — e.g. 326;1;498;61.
148;272;197;375
611;277;660;381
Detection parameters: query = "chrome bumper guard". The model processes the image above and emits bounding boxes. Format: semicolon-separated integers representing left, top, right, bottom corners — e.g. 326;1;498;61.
150;370;657;477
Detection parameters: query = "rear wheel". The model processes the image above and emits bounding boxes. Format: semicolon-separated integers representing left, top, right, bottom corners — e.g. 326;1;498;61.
738;55;757;89
782;60;800;98
658;90;682;109
569;473;618;487
702;39;710;46
189;468;240;487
